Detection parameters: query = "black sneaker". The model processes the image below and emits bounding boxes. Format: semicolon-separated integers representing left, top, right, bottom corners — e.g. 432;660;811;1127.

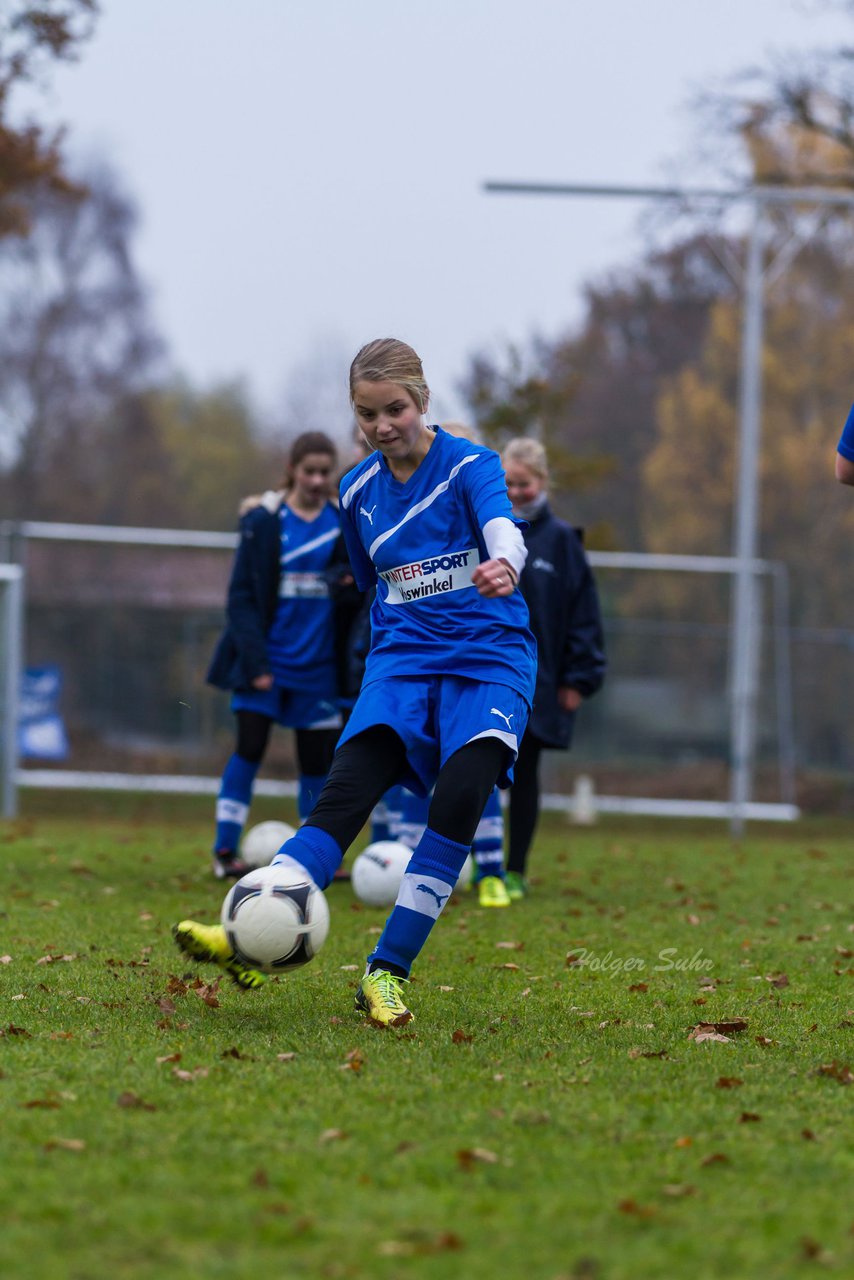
211;849;250;880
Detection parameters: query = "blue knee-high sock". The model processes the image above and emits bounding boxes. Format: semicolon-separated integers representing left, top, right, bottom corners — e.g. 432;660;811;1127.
298;774;327;821
471;787;505;881
271;824;343;890
396;787;430;850
370;783;408;843
214;753;259;852
368;828;470;977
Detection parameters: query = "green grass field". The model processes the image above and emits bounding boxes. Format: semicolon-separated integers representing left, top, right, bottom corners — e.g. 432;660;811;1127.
2;791;853;1280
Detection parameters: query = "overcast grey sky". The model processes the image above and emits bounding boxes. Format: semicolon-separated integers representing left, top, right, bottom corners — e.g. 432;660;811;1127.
41;0;850;428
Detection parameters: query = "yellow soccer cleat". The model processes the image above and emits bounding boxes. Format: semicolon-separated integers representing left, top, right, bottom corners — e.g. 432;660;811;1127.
477;875;511;908
504;871;528;901
172;920;265;990
354;968;414;1027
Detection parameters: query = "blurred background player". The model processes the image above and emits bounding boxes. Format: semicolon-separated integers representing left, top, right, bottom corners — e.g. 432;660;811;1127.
175;338;536;1021
501;437;607;899
836;403;854;485
206;430;360;879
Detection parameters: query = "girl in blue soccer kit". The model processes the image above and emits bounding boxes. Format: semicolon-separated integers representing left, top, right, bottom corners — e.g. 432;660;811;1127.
837;403;854;485
501;437;606;898
176;340;537;1025
360;420;510;908
206;431;358;878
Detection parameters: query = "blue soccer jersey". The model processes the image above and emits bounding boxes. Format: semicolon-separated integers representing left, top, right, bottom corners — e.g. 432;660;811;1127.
266;501;340;692
339;428;537;705
839;404;854;462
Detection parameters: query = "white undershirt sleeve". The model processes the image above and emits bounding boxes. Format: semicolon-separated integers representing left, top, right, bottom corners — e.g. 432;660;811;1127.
483;516;527;581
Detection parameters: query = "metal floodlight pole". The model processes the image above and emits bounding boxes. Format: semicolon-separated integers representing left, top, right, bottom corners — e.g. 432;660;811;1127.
729;198;765;836
482;178;854;834
1;565;23;819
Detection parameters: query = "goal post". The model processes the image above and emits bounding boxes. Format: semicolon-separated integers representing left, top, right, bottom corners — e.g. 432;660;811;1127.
0;563;24;819
585;549;799;828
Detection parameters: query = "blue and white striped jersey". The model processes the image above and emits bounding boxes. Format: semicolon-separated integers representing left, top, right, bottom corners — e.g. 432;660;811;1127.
339;428;537;704
266;501;340;691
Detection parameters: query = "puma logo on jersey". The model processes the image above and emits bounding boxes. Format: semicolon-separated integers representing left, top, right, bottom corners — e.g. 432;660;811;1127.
490;707;514;730
532;557;555;573
416;883;450;909
359;504;377;525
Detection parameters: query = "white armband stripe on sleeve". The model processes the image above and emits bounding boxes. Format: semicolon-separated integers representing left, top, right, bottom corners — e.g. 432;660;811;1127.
483;516;527;580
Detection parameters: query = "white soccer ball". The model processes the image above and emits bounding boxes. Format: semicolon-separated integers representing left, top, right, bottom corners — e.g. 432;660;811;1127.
456;854;474;891
220;862;329;972
351;840;413;907
240;820;296;869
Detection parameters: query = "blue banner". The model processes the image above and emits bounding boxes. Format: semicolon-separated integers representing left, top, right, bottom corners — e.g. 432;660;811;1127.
19;666;69;761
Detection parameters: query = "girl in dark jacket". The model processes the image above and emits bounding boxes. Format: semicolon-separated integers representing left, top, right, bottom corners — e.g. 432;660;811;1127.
207;431;359;878
501;438;607;897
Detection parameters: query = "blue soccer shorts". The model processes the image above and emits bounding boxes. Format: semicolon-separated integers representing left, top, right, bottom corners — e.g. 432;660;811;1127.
336;674;529;797
231;683;343;730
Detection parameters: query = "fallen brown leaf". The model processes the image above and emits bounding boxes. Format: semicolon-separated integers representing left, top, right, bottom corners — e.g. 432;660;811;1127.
700;1152;730;1166
715;1077;743;1089
378;1232;464;1257
189;978;220;1007
172;1066;209;1082
452;1029;473;1044
456;1148;498;1171
815;1061;854;1084
689;1018;748;1043
117;1091;156;1111
319;1128;347;1143
765;973;789;988
260;1201;291;1216
617;1198;656;1218
340;1048;366;1072
739;1111;762;1123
